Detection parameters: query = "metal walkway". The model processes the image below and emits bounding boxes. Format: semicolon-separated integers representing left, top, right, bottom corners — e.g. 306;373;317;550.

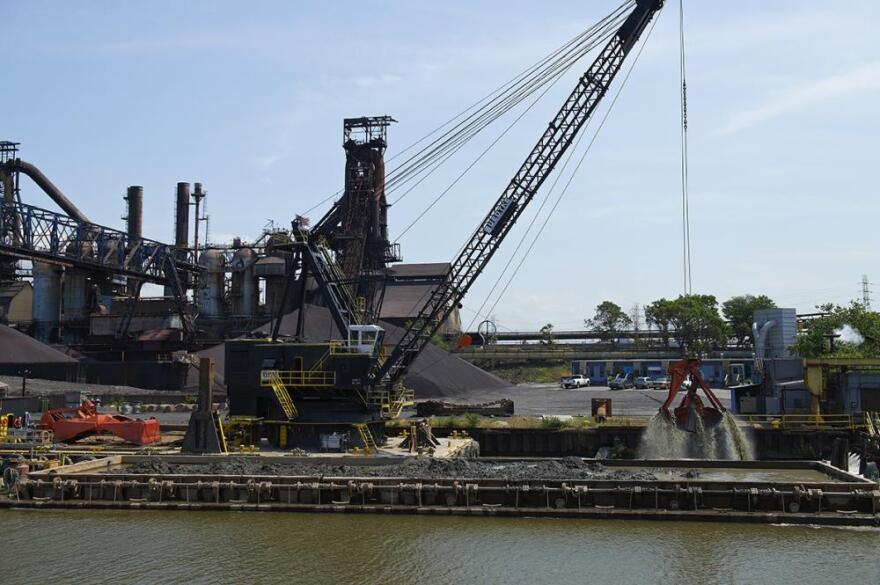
0;200;198;284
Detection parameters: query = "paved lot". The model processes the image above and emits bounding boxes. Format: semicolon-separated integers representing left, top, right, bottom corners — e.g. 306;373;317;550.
446;383;732;417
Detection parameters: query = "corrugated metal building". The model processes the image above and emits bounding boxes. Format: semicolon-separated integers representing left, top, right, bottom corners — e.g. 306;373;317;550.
571;358;756;386
0;281;33;327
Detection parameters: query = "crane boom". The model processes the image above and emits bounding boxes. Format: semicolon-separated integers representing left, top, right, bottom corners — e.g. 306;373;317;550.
371;0;663;384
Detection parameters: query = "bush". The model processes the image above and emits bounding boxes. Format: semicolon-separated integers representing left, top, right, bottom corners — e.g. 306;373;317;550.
540;416;569;430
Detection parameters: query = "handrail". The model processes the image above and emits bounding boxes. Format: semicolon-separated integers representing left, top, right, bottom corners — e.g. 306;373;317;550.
739;413;854;431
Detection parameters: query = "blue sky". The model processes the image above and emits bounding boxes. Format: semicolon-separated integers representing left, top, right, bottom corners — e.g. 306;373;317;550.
5;0;879;330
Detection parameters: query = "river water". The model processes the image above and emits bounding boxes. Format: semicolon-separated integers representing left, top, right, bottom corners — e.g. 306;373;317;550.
2;509;878;584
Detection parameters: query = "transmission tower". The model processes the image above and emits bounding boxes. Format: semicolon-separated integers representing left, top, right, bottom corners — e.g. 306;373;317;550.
861;274;872;310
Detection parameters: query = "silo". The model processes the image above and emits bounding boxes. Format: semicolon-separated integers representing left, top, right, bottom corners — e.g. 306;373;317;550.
230;247;258;316
32;261;62;342
197;249;225;318
61;268;89;341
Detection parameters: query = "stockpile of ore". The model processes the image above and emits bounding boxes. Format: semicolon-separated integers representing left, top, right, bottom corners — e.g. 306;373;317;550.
191;304;511;399
0;325;77;363
125;456;662;481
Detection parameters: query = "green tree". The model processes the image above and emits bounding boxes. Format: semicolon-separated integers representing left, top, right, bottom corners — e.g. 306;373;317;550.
667;294;729;356
645;298;676;347
539;323;554;345
585;301;632;348
792;302;880;358
722;294;777;347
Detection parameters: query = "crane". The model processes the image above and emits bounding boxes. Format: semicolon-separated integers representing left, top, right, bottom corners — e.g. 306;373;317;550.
372;0;664;385
222;0;666;450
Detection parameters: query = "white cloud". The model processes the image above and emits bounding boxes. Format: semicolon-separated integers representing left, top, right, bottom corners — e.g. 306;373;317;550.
716;62;880;135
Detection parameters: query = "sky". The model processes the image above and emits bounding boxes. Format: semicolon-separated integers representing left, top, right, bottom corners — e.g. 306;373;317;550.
4;0;879;332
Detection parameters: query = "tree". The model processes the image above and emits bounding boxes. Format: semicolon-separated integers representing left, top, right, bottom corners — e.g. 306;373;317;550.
585;301;632;348
722;294;777;347
645;298;675;347
667;294;729;356
539;323;554;345
792;301;880;358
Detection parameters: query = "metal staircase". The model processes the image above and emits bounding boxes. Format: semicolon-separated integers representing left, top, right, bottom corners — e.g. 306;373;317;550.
267;372;298;420
354;423;378;453
297;229;362;335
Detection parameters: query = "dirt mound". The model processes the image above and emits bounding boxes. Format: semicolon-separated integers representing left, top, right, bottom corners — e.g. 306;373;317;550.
188;304;512;399
123;457;659;482
0;325;77;364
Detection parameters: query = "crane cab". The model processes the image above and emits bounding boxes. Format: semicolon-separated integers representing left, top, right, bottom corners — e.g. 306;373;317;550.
347;324;384;356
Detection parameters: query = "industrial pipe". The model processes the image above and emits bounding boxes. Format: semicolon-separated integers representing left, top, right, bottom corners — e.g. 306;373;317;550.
125;186;143;241
2;160;90;223
175;182;190;249
752;320;776;361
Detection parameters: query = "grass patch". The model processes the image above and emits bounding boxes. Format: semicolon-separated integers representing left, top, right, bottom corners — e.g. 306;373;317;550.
474;362;570;384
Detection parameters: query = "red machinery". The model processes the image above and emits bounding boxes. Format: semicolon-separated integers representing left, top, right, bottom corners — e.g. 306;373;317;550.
40;400;160;445
659;359;726;431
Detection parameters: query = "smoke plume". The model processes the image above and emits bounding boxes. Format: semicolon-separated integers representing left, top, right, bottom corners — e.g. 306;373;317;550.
834;324;864;345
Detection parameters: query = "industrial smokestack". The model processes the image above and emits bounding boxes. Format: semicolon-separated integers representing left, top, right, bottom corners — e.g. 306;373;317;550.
175;182;190;249
125;185;143;241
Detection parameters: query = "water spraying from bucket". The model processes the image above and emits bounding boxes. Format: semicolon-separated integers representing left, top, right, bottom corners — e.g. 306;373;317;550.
638;411;753;460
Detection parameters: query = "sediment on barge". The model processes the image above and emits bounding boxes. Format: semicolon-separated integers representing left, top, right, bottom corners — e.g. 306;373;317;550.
4;456;878;527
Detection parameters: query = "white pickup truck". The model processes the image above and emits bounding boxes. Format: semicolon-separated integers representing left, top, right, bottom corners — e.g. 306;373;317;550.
560;374;591;389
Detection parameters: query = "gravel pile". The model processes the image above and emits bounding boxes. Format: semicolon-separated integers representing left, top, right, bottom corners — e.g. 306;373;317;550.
0;375;157;397
0;325;77;363
123;456;662;481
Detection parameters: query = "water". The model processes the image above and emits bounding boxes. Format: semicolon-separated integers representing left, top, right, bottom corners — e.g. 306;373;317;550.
638;412;754;460
1;509;877;584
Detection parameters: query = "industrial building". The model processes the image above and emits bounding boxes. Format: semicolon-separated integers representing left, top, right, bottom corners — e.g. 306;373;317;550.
0;111;464;397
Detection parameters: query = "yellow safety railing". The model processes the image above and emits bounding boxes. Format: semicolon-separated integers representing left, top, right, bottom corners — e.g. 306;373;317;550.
739;413;855;431
264;372;297;420
309;341;348;374
354;423;378;454
364;386;414;418
263;369;336;388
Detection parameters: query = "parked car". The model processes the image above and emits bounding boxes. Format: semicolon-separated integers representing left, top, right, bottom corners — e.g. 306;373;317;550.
651;376;671;390
560;374;591;389
633;376;653;390
608;374;633;390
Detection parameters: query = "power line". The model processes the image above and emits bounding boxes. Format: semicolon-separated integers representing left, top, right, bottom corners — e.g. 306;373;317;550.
295;3;634;225
477;11;661;331
679;0;693;295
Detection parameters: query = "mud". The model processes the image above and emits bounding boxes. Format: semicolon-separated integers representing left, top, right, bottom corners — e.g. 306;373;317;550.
123;456;665;481
637;413;754;461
